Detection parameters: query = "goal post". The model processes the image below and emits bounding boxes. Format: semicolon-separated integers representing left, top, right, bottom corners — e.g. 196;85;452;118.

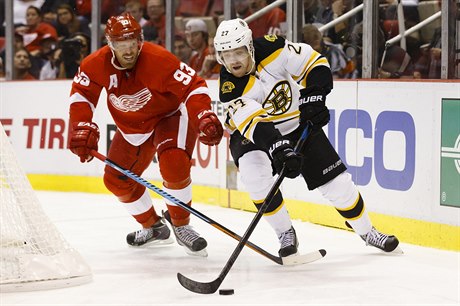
0;124;92;292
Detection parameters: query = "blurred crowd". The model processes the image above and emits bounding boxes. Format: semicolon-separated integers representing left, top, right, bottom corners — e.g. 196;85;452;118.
0;0;455;81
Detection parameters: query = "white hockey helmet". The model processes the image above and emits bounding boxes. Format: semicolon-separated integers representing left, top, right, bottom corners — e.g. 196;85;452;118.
214;18;255;74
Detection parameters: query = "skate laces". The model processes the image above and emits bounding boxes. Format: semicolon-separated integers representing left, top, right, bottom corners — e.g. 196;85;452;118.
134;227;153;242
362;227;388;248
278;227;296;249
174;225;200;246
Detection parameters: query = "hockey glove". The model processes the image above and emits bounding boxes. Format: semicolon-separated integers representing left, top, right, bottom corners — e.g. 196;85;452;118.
299;86;330;130
197;110;223;146
269;138;302;179
69;121;99;163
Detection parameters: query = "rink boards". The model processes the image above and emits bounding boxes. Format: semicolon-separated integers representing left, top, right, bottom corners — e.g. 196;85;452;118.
1;79;459;251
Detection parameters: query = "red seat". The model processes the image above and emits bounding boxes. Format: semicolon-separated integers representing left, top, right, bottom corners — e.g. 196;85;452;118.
0;37;5;53
383;20;399;39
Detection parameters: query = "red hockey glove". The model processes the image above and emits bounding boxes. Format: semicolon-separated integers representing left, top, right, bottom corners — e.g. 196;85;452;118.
69;122;100;163
197;110;223;146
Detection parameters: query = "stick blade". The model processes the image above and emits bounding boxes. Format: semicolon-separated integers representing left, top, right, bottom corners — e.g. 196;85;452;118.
281;249;327;266
177;273;221;294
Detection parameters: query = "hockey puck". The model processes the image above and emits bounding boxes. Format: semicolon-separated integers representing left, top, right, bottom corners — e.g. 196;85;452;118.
219;289;235;295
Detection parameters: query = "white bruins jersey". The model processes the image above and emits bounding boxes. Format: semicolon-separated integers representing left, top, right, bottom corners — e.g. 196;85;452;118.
219;34;330;143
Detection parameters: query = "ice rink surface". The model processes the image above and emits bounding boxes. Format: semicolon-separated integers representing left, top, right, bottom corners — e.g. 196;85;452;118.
1;191;459;306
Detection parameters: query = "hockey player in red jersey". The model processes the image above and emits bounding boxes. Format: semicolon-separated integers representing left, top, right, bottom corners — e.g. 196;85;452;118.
68;13;223;257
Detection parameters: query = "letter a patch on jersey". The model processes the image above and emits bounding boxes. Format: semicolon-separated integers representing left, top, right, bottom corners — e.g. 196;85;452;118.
108;74;118;90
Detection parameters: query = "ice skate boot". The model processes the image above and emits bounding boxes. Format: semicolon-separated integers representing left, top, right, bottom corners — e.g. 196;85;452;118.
278;226;299;257
126;218;173;246
361;226;402;253
163;210;208;257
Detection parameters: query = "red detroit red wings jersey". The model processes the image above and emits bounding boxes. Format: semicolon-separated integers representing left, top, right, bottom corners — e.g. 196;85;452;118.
69;42;211;145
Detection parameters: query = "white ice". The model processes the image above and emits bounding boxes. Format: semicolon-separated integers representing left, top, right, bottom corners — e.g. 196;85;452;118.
1;191;459;306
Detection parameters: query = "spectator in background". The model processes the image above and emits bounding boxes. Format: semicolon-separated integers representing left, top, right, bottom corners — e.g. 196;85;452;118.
40;0;77;25
55;4;90;40
413;26;441;79
235;0;250;19
142;24;159;43
75;0;124;23
247;0;286;37
381;0;421;61
0;33;26;74
143;0;165;46
185;19;209;73
124;0;148;27
316;0;360;45
175;0;209;17
38;35;60;79
14;0;46;26
15;5;58;57
41;0;76;15
13;48;36;80
198;35;220;79
58;32;90;78
302;24;356;78
378;44;414;79
173;33;193;64
303;0;322;24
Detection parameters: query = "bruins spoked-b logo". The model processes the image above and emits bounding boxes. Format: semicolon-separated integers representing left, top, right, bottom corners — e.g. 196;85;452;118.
221;81;235;94
262;81;292;116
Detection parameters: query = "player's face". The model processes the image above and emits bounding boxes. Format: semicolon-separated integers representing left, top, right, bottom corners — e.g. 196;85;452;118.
111;38;140;69
220;46;251;78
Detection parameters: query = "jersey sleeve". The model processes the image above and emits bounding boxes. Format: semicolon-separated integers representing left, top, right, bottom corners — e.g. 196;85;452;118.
254;35;331;88
68;54;105;124
281;40;331;88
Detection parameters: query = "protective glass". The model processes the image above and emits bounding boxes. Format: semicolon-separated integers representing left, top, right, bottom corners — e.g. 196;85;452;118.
110;39;140;53
219;47;250;64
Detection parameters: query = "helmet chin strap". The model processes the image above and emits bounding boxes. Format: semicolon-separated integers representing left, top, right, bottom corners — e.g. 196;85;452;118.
246;58;255;75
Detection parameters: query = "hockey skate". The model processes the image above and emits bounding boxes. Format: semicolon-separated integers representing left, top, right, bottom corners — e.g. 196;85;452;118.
126;218;174;247
278;226;299;257
360;226;403;253
163;210;208;257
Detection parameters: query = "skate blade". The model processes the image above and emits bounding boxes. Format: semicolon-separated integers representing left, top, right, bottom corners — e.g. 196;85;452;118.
129;236;175;248
389;245;404;254
183;246;208;257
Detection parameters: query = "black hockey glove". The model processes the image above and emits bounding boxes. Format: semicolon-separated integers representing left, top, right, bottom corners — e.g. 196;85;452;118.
299;86;330;130
269;138;302;179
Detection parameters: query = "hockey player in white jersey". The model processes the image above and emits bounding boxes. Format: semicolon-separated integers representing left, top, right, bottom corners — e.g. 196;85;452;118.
214;18;401;257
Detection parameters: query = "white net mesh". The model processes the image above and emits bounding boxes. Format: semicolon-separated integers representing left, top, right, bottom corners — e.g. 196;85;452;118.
0;124;91;292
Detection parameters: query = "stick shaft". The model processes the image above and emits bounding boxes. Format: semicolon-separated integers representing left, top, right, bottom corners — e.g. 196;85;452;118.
178;125;311;294
90;149;283;264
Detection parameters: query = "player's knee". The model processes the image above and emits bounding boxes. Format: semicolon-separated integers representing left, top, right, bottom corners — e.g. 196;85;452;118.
159;148;191;189
317;172;358;208
103;166;145;202
239;151;274;199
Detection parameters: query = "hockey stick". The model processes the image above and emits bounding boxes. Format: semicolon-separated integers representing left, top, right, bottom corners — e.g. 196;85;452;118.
90;149;306;265
177;125;317;294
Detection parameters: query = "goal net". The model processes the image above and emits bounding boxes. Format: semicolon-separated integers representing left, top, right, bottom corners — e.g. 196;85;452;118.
0;124;92;292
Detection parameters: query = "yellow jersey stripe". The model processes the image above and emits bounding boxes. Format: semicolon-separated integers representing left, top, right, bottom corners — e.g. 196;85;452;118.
242;75;256;96
257;48;283;73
